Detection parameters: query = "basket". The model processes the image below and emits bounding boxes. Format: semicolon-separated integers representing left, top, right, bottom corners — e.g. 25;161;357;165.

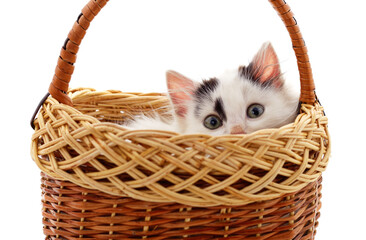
31;0;330;239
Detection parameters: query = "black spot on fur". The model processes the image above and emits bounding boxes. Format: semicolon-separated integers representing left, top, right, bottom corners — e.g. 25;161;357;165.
194;78;219;101
214;97;227;122
194;78;219;116
239;65;282;88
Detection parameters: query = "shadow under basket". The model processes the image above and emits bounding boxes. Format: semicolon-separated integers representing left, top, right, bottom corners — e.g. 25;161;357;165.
31;0;331;239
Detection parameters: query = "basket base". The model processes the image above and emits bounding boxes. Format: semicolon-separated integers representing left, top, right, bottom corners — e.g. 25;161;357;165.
41;173;322;240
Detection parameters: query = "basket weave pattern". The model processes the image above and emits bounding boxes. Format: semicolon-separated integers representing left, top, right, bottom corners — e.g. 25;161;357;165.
32;88;329;207
30;0;331;238
41;172;322;239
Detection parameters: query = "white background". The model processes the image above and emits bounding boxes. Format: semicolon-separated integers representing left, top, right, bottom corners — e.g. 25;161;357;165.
1;0;365;239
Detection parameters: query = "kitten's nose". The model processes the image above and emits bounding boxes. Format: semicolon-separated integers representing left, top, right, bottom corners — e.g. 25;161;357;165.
230;125;245;134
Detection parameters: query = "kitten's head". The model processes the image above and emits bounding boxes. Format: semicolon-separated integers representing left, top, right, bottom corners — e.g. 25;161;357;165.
166;42;299;135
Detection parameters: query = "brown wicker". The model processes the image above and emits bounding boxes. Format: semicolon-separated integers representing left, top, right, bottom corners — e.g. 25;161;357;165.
31;0;331;239
41;172;322;239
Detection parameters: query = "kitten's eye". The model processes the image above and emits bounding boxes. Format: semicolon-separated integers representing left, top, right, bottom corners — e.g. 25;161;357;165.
247;104;265;118
203;115;222;130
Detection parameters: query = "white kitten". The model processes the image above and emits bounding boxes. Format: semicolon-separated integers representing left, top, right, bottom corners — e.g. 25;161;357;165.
126;42;299;135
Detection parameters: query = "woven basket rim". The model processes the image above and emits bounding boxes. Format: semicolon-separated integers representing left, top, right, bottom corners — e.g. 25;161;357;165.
31;88;330;207
34;87;325;138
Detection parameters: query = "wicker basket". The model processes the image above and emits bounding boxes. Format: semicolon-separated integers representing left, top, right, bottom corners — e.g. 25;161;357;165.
31;0;330;239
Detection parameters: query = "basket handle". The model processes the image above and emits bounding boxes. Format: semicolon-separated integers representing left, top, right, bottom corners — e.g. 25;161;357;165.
49;0;316;106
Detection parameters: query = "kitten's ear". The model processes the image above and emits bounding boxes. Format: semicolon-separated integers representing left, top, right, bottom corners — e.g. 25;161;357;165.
250;42;283;88
166;70;195;118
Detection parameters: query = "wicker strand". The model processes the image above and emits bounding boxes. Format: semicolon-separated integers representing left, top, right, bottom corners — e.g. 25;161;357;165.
41;172;322;239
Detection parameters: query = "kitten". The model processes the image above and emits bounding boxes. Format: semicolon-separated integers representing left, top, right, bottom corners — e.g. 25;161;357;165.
126;42;299;135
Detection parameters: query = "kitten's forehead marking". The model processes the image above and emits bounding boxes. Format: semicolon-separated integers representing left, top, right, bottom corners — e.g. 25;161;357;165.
214;97;227;122
218;76;247;123
194;78;219;101
194;77;219;116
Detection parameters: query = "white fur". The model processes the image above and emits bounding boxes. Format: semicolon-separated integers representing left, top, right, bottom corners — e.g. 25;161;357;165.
124;113;178;132
176;70;298;135
124;70;299;135
124;43;299;135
